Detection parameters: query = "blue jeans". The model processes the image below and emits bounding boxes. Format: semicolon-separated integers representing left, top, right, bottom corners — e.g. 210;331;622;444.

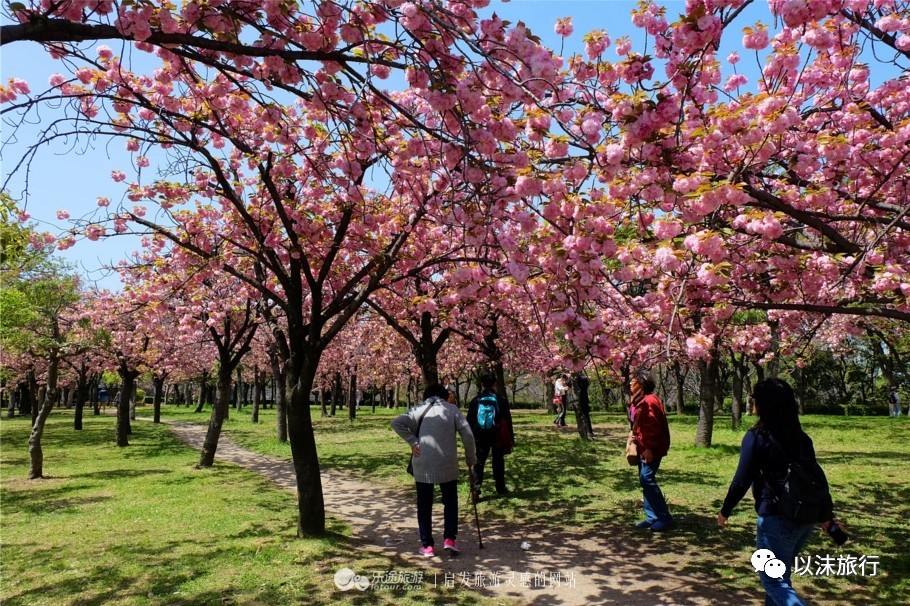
416;480;458;547
639;458;672;523
756;515;815;606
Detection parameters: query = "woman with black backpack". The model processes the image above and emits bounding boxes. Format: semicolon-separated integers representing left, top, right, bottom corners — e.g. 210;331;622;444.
717;378;840;606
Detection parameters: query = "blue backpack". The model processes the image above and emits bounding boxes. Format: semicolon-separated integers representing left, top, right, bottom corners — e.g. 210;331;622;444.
476;394;499;432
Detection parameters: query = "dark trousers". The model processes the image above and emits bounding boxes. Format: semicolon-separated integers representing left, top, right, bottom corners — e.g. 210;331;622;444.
473;440;506;493
416;480;458;547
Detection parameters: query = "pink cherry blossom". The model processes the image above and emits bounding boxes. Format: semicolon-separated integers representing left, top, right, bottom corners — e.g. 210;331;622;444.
554;17;573;37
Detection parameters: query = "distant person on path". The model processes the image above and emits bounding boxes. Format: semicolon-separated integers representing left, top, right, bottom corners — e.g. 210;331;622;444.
573;371;594;439
467;373;514;498
392;384;476;557
718;378;834;606
889;386;901;417
629;369;673;531
553;374;569;427
445;379;457;405
98;387;108;411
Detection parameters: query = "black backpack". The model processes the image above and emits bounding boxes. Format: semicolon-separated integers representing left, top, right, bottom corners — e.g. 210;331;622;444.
764;434;833;524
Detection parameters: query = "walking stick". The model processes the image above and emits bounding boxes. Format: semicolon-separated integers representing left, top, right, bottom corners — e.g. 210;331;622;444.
468;463;484;549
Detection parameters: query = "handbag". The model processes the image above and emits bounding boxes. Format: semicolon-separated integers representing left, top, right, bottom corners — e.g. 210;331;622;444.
494;415;514;455
625;434;640;466
406;401;434;475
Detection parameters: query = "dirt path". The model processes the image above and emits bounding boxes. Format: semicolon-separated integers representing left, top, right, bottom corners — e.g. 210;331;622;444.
162;421;755;605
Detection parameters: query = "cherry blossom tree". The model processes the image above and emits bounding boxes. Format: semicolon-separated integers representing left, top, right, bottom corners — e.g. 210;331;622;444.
502;2;910;444
3;0;566;535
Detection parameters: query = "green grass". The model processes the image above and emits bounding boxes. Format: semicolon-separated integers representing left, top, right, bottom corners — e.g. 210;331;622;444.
0;413;505;606
166;403;910;604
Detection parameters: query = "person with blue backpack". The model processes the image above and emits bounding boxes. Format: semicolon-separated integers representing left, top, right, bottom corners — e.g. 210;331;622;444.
467;373;514;498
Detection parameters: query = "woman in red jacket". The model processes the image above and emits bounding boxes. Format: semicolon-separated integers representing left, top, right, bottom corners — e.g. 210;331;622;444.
630;369;673;531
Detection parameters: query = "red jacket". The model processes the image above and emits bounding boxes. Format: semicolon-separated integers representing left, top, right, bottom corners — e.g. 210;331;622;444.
632;394;671;458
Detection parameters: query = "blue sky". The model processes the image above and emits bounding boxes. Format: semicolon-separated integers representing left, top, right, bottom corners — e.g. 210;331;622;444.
1;0;774;289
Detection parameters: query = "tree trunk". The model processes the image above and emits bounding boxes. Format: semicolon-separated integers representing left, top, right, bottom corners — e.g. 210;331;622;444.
331;372;341;416
91;374;102;416
320;386;329;417
28;358;59;478
28;369;39;424
753;359;765;383
73;365;89;430
73;390;84;430
743;368;754;416
731;354;746;429
198;364;232;468
714;359;726;412
153;376;165;424
695;357;718;447
672;361;686;414
286;354;325;537
348;370;357;421
234;367;243;410
574;374;594;440
412;315;446;387
117;366;137;447
276;382;288;443
194;373;207;413
252;366;261;424
767;320;780;378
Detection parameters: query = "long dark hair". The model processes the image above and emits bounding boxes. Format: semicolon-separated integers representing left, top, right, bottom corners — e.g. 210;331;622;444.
752;378;803;453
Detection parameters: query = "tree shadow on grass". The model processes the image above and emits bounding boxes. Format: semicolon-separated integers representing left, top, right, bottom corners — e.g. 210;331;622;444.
1;480;112;514
3;497;487;606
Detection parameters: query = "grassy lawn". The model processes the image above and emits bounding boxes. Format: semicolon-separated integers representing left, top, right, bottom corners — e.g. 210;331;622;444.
159;402;910;604
0;413;505;606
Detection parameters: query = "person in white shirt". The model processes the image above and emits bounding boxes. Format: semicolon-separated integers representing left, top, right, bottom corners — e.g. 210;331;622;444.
553;374;570;427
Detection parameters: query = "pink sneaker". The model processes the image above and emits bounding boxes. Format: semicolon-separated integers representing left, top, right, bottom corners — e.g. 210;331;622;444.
419;545;435;557
443;539;460;555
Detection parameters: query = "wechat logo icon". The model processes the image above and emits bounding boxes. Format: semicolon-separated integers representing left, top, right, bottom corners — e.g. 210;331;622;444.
750;549;786;579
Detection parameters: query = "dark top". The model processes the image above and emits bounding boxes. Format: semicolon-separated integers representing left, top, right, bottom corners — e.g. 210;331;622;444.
466;389;513;446
720;428;830;519
573;373;590;407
